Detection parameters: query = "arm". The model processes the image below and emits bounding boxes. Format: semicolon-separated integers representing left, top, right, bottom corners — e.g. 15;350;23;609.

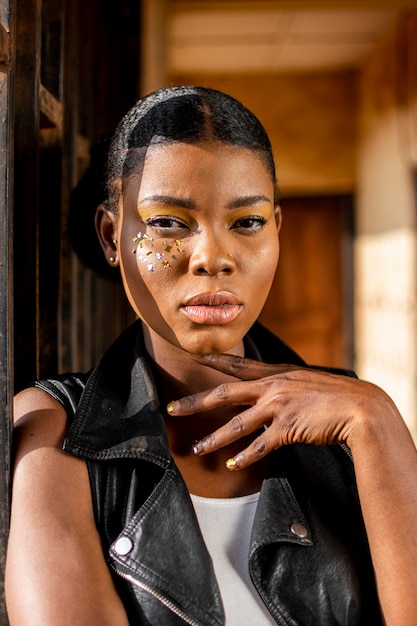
348;391;417;625
6;388;129;626
167;354;417;625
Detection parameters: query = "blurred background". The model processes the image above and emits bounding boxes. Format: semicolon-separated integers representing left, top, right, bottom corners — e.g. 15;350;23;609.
2;0;417;437
1;3;417;619
163;0;417;440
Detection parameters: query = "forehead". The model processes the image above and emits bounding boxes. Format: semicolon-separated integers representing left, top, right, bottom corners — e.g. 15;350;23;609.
125;141;274;200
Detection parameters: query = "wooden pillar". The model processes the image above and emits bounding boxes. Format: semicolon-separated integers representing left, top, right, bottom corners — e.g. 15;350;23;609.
0;1;13;622
12;0;41;392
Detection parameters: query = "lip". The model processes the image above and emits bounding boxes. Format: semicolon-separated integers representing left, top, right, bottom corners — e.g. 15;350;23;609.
181;291;242;325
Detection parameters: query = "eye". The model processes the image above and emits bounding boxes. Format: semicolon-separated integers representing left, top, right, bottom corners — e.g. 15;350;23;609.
230;216;267;233
145;216;189;233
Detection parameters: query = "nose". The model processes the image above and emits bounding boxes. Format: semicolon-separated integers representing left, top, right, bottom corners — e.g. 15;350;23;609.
189;230;236;276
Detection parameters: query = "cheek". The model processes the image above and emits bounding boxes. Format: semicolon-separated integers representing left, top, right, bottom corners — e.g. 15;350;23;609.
245;237;279;285
133;235;184;272
118;227;185;312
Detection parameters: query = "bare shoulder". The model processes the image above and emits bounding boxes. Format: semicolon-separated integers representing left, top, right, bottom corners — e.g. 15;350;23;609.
11;386;88;507
13;386;70;454
11;386;91;543
7;388;130;625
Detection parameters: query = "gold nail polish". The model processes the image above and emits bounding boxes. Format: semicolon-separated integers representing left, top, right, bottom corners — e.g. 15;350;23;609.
167;401;175;414
226;458;237;470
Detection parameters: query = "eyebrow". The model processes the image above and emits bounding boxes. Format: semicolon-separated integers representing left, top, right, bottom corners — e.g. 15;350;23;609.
226;195;272;209
139;193;271;210
140;195;194;209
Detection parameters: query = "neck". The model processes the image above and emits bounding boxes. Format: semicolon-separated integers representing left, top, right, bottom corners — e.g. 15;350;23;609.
142;323;266;497
142;322;245;402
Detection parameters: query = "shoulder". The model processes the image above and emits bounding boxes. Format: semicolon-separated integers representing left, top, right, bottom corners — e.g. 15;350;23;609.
13;371;90;450
8;386;129;625
13;386;69;455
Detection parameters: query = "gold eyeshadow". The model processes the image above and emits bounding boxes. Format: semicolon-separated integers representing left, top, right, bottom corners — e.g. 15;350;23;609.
138;204;272;223
227;203;273;225
137;206;191;224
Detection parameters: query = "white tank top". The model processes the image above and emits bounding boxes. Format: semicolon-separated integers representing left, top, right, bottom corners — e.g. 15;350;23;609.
190;492;277;625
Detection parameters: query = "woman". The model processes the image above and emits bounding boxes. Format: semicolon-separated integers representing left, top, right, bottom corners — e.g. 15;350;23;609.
6;86;417;625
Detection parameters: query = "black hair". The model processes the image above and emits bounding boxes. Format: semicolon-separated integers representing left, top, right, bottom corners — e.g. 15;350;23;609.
68;86;279;279
67;134;118;280
106;86;279;213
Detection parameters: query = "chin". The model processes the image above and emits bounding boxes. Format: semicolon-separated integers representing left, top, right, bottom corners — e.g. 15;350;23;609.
179;329;245;357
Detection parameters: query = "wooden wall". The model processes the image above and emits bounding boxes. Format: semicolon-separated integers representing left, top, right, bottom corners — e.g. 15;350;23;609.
355;10;417;437
171;70;358;197
12;0;141;392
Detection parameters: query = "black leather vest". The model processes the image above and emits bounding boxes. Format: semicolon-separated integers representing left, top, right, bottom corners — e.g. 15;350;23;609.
33;321;382;625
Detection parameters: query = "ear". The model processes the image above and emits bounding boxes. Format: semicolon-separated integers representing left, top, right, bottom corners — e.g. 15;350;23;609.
95;203;119;267
274;205;282;234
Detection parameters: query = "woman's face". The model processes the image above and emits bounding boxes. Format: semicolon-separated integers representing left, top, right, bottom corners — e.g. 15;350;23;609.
114;141;281;355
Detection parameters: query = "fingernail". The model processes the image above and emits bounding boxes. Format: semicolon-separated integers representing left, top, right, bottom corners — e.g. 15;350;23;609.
225;458;238;470
192;441;201;455
167;401;175;414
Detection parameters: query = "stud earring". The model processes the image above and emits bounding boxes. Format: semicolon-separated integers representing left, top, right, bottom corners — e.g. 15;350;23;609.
109;256;116;263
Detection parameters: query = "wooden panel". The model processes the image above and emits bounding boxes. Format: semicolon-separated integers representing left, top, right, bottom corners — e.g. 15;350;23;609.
0;22;10;65
170;71;358;196
0;9;12;625
259;195;353;368
13;0;41;391
58;0;141;374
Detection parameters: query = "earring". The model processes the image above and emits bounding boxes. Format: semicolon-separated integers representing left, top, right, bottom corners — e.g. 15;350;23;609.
109;256;116;263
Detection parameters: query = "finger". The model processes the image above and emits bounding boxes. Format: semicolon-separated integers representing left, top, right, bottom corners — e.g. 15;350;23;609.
190;353;300;381
167;379;259;416
192;405;266;455
223;429;281;471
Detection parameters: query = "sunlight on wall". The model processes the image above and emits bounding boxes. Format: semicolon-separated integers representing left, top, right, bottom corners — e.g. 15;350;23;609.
355;229;417;440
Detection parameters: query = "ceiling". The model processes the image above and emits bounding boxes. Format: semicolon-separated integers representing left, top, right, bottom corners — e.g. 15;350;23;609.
168;0;417;74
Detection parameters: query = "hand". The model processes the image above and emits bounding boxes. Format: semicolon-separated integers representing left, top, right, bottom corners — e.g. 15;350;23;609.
167;353;385;470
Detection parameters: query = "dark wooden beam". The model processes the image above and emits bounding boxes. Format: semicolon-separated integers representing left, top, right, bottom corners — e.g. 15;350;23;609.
0;9;13;624
12;0;41;391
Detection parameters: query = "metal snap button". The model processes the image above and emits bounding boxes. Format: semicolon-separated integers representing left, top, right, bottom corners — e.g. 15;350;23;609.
113;536;134;556
290;522;308;538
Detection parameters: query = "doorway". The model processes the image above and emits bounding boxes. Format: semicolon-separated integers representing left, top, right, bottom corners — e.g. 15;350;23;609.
259;195;354;369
